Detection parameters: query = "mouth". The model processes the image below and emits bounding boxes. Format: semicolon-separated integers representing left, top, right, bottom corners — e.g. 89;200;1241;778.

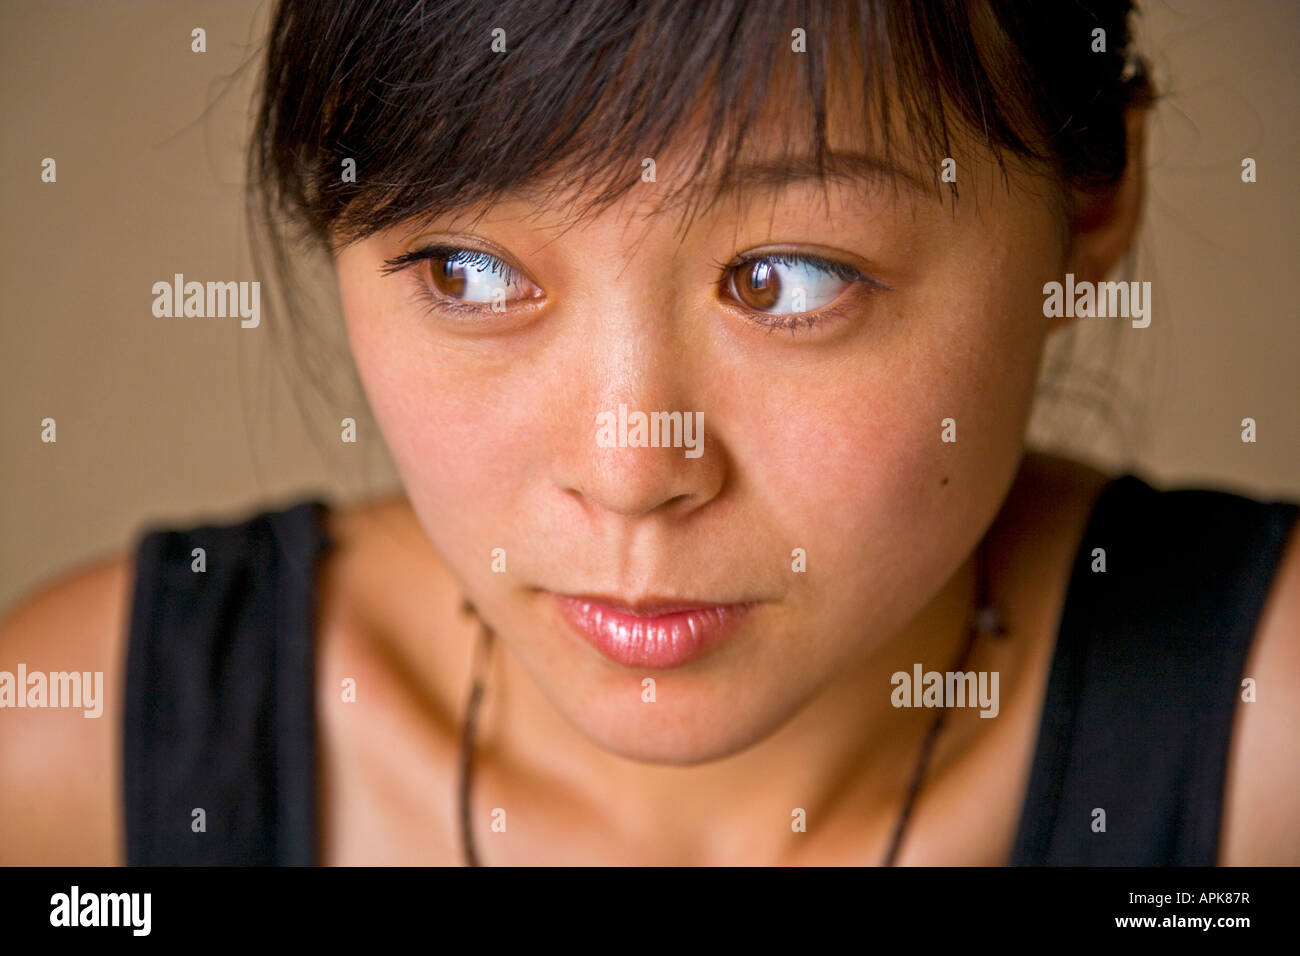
549;592;759;669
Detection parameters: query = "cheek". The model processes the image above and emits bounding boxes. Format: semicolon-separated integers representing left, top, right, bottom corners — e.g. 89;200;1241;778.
335;261;536;554
715;262;1048;598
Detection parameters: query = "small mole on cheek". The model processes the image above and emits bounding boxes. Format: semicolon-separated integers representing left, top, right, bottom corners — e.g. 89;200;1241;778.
941;476;949;486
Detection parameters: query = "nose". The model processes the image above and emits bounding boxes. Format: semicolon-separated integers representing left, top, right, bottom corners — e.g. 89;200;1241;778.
557;347;725;522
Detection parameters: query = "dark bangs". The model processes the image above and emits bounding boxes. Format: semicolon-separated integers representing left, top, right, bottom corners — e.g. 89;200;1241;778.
248;0;1154;254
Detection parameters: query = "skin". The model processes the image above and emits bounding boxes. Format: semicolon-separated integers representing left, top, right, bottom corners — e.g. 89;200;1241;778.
2;101;1298;865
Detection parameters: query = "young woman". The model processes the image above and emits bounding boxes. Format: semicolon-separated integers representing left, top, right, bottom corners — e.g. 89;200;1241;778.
3;0;1297;866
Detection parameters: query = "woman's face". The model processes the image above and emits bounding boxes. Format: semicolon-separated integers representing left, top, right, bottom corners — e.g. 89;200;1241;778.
332;117;1068;765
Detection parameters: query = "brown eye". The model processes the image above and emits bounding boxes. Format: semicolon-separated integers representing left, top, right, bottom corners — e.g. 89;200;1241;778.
382;245;541;310
430;257;468;298
732;259;781;311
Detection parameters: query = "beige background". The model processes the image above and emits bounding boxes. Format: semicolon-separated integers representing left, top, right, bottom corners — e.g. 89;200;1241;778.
2;0;1297;612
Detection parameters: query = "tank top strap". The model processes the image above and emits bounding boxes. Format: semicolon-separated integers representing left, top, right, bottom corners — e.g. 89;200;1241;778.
1009;473;1299;865
123;497;332;865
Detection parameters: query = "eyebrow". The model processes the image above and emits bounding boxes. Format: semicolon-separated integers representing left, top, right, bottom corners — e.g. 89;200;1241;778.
393;149;941;245
696;151;938;201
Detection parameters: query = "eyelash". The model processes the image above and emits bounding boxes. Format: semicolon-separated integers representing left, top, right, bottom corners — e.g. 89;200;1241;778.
712;251;885;334
380;245;524;318
381;246;518;283
380;245;885;331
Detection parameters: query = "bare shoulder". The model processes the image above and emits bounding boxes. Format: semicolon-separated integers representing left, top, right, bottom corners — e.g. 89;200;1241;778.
1220;508;1300;865
1010;456;1300;864
0;552;133;864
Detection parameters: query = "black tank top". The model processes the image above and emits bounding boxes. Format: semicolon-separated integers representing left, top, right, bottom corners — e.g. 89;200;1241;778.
122;473;1299;865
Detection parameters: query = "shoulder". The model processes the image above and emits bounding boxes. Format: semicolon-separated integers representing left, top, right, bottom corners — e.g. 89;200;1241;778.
1220;506;1300;864
1092;469;1300;864
0;551;134;864
1056;464;1300;865
0;496;331;865
1001;455;1300;865
1081;467;1300;864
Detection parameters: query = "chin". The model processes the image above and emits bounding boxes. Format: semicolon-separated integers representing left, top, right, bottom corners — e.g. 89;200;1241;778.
549;669;808;766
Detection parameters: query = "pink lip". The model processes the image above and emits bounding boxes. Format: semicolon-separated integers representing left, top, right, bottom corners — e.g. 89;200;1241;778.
551;594;756;668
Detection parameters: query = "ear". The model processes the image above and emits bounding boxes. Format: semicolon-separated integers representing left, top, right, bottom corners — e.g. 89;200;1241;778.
1051;106;1150;331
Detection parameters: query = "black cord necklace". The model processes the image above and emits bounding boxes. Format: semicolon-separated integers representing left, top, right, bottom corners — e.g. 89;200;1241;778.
456;536;1004;866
